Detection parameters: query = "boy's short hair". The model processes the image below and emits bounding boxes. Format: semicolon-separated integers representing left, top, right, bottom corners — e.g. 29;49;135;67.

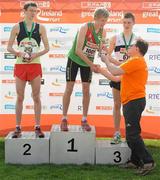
123;12;135;22
135;39;148;56
23;2;37;10
94;8;109;19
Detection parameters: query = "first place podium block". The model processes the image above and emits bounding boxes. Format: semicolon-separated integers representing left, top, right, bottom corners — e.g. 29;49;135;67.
5;132;50;164
96;140;131;164
50;125;96;165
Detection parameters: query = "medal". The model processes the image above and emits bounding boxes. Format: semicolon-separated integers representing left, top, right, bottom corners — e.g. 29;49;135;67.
122;33;133;60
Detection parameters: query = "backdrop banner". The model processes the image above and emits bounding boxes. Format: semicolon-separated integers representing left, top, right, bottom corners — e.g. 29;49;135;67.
0;0;160;138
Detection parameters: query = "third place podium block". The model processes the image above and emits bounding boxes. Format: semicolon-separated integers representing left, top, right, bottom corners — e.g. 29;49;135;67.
96;140;131;164
50;125;96;164
5;132;50;164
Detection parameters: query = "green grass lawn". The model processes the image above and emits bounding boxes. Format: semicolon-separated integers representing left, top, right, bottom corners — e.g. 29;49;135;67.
0;138;159;180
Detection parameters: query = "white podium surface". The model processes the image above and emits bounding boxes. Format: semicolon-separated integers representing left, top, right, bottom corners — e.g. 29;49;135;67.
96;140;131;164
50;125;96;164
5;132;50;164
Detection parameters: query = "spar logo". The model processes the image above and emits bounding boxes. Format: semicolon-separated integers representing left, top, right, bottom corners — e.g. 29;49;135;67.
20;2;61;22
20;1;51;8
1;79;15;84
26;105;47;110
49;93;64;97
81;2;111;9
147;81;160;85
96;106;113;111
49;54;66;59
142;2;160;9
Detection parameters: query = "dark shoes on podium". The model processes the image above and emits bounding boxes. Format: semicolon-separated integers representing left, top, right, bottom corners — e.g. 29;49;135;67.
35;127;45;138
12;126;45;138
60;119;91;132
81;120;91;131
12;127;22;138
60;119;68;131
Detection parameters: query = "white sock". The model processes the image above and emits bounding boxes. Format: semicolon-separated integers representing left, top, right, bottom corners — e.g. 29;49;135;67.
115;131;120;135
16;125;21;129
62;116;67;121
35;125;40;129
82;116;87;122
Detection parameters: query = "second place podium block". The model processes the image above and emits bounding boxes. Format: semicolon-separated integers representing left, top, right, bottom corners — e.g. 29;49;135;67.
5;132;50;164
50;125;96;164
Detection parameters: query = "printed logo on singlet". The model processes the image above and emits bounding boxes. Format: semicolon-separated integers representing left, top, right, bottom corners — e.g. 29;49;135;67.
19;39;38;54
82;28;99;58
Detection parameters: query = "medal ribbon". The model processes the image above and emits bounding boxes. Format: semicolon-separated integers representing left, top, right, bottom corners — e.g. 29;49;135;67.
23;21;34;40
122;33;133;51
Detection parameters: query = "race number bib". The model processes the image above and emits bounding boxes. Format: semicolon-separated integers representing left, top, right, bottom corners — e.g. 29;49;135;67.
83;46;96;58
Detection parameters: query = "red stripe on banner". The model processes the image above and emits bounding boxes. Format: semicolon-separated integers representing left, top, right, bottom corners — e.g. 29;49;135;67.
0;114;159;139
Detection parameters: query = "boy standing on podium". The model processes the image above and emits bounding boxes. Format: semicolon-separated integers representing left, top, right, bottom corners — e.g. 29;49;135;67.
7;2;49;138
61;8;109;131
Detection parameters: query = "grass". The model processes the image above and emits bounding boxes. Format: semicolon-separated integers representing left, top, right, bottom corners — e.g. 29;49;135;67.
0;138;159;180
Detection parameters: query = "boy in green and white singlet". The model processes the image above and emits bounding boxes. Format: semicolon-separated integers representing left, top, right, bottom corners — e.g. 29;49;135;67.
61;8;109;131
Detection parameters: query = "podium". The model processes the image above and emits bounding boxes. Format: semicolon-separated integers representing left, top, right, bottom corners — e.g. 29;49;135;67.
96;140;131;164
50;125;96;164
5;125;131;165
5;132;50;164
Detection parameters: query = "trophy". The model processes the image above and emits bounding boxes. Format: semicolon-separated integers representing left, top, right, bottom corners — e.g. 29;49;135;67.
22;46;32;62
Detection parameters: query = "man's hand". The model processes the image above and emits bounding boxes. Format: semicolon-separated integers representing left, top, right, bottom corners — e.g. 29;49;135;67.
101;54;113;66
91;64;101;73
101;54;107;63
95;66;102;73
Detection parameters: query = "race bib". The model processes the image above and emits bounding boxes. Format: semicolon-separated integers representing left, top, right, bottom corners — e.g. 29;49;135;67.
83;46;96;58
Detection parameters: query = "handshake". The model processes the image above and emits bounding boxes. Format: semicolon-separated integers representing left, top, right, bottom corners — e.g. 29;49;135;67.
91;54;110;73
91;64;101;73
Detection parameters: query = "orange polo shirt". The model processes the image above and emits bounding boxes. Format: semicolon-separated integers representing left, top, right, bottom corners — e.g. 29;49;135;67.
120;56;148;105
